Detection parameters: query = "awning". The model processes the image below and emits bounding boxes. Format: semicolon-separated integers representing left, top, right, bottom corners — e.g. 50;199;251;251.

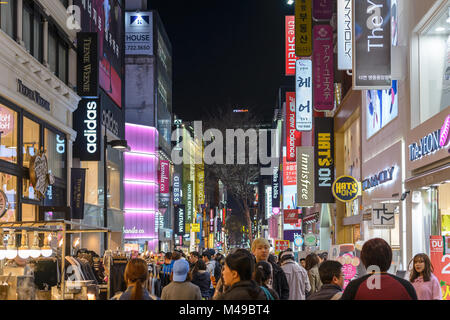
405;163;450;190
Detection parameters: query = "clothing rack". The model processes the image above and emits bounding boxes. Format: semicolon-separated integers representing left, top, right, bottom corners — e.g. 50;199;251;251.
0;220;111;300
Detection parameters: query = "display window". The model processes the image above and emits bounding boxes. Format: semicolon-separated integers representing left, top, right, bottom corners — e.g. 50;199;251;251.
45;129;66;180
22;117;40;168
0;104;18;163
0;172;17;222
439;182;450;236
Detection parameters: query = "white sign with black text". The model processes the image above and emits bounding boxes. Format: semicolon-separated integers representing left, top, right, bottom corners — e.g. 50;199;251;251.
371;202;396;228
125;12;153;56
296;59;312;131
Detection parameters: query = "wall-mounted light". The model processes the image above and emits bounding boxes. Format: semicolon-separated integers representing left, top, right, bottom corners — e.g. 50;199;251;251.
287;0;294;5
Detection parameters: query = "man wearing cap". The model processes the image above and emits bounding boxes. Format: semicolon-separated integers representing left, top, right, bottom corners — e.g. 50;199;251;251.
161;259;202;300
280;249;311;300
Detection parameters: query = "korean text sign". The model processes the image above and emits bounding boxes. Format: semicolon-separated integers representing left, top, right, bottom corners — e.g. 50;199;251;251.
295;0;312;57
313;25;334;111
296;59;313;131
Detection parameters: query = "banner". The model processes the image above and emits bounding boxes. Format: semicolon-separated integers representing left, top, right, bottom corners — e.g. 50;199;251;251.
285;16;296;76
295;0;312;57
73;98;101;161
296;59;313;131
77;32;98;97
332;176;360;202
313;0;333;20
284;229;302;243
159;160;170;194
125;12;153;55
70;168;86;219
173;172;181;205
297;147;315;207
430;236;450;300
353;0;392;89
284;209;301;224
272;164;281;212
286;92;298;162
174;205;186;236
313;25;334;111
185;181;194;226
337;0;353;70
274;240;290;254
282;147;297;210
196;165;205;205
314;117;335;203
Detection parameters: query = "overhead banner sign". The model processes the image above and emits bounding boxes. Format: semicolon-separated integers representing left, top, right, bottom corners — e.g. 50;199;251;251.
265;185;273;220
70;168;86;219
73;98;101;161
314;117;335;203
353;0;392;89
285;15;296;76
313;25;334;111
76;32;98;98
125;12;153;55
332;176;361;202
297;146;315;207
284;209;301;224
296;59;313;131
173;172;181;205
286;92;298;162
337;0;353;70
174;205;186;236
313;0;333;20
295;0;312;57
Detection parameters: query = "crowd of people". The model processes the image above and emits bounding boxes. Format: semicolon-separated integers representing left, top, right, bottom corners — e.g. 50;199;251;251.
112;238;443;300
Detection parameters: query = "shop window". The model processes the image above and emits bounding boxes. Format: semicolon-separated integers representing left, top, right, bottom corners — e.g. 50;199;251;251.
58;42;68;84
22;3;32;53
81;161;99;206
22;178;37;200
108;161;121;210
22;203;38;222
0;173;17;222
48;30;57;75
0;104;18;164
0;0;14;39
45;129;66;180
413;4;450;127
23;117;40;168
33;9;43;63
439;182;450;237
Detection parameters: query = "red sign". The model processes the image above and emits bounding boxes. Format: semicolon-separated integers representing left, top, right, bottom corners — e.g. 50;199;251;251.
430;236;450;300
283;153;296;186
275;239;290;253
285;16;296;76
159;160;170;194
313;25;334;111
210;209;214;232
286;92;297;162
284;209;301;224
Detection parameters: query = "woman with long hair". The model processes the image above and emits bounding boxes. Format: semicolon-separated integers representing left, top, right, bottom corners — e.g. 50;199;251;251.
112;258;156;300
191;259;212;299
253;261;279;300
305;253;322;295
409;253;442;300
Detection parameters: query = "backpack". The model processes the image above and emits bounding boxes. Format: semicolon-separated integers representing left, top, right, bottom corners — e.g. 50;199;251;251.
260;286;275;300
213;261;222;280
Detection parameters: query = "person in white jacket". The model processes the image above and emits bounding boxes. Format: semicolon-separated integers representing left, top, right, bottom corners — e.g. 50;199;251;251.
279;250;311;300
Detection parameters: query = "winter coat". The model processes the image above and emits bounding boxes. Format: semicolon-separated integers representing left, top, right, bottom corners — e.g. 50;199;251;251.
269;260;290;300
307;284;343;300
281;260;311;300
217;280;268;300
307;265;322;295
161;281;202;300
191;270;212;298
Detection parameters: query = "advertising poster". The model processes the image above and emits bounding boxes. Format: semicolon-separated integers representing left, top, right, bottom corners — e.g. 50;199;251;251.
282;147;297;210
125;12;153;55
295;0;312;57
75;0;123;108
366;80;398;138
353;0;391;89
314;117;335;203
313;25;334;111
70;168;86;219
297;147;314;207
285;16;296;76
430;236;450;300
296;59;313;131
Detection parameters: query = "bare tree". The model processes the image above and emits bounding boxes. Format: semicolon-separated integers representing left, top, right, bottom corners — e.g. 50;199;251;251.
203;105;260;244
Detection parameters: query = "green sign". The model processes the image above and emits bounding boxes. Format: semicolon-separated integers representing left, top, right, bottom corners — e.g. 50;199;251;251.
304;233;316;246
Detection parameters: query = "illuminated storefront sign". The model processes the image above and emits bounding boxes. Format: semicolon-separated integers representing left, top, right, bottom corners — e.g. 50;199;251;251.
125;12;153;55
313;25;334;111
337;0;352;70
73;98;101;161
174;205;185;236
362;166;395;191
295;0;312;57
314;117;335;203
409;127;449;162
332;175;360;202
286;92;299;162
285;16;296;76
296;59;313;131
173;172;181;205
297;147;314;207
76;32;98;97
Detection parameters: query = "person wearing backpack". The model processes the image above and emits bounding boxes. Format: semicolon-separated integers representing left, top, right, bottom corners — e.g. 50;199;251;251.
253;261;280;300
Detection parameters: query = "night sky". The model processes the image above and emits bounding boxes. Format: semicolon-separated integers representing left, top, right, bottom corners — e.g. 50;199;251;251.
147;0;294;122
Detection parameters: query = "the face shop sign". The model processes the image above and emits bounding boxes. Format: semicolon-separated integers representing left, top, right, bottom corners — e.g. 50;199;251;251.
409;129;448;162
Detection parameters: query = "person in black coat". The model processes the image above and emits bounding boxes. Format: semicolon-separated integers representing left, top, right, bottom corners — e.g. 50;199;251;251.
191;260;212;299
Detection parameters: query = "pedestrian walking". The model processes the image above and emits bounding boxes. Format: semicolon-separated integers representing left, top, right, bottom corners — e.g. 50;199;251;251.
300;258;306;269
216;249;267;300
409;253;442;300
161;259;202;300
307;260;344;300
279;250;311;300
202;249;217;297
251;238;290;300
160;252;174;288
253;261;280;300
341;238;418;300
305;253;322;295
111;258;158;300
189;251;200;269
318;252;328;265
191;260;212;299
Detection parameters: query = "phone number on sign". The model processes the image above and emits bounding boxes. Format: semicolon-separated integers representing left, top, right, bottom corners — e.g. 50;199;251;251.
126;45;151;50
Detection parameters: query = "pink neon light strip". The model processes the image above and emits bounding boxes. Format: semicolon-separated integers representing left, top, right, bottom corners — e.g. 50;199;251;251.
125;151;157;157
440;115;450;147
125;122;158;130
124;180;157;186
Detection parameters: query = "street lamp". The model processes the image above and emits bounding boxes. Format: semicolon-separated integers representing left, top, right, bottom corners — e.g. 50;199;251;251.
103;131;130;252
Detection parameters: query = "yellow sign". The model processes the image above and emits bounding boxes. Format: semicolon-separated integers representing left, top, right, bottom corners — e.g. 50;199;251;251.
191;223;200;232
208;233;214;249
295;0;312;57
196;238;200;244
332;175;361;202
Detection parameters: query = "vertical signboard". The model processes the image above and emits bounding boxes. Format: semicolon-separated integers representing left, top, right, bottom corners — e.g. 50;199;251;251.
174;205;186;236
338;0;353;70
73;98;101;161
173;172;181;205
77;32;98;97
186;181;194;226
314;117;335;203
286;92;297;162
283;147;297;210
297;147;315;207
313;0;333;20
159;160;170;194
295;0;312;57
196;166;205;205
125;11;153;55
285;16;296;76
272;164;281;213
353;0;392;89
70;168;86;219
296;59;313;131
265;185;273;220
313;25;334;111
